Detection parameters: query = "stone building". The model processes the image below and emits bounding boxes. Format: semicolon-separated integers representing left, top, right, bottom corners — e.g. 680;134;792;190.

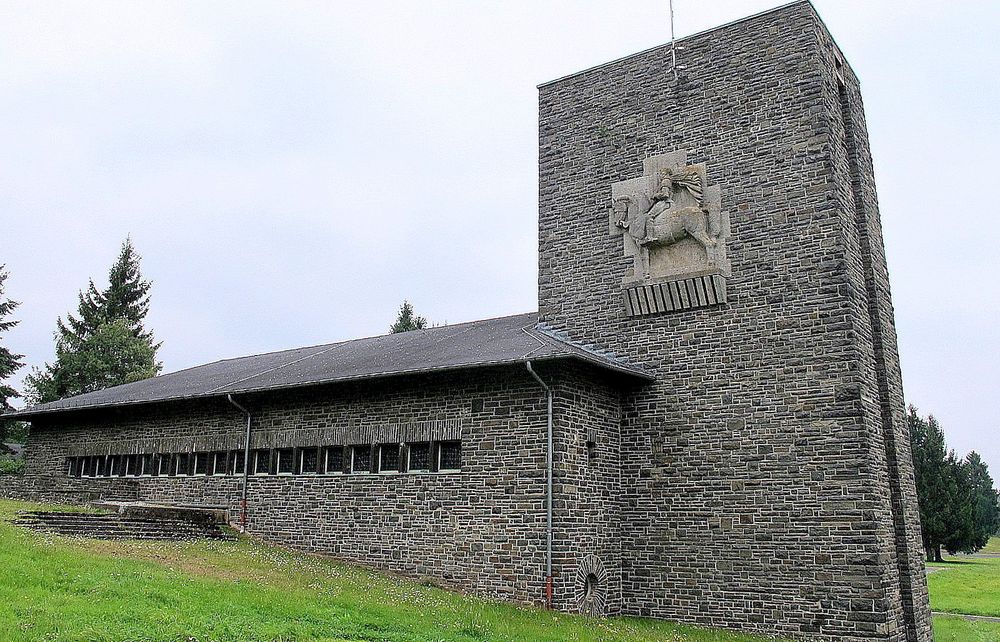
5;2;931;640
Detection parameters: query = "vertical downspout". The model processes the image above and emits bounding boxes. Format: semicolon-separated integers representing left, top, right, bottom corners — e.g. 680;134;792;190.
525;361;554;609
226;394;251;532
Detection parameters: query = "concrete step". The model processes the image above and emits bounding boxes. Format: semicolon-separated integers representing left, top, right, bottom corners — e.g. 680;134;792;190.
93;502;228;526
14;511;235;541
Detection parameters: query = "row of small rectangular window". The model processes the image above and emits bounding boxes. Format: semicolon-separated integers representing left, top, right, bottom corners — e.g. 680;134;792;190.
65;441;462;479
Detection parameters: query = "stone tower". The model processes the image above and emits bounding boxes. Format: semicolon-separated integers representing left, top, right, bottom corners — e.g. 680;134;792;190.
537;2;931;640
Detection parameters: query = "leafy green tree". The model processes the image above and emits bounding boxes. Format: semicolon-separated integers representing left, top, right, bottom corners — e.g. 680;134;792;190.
390;300;427;333
0;266;25;442
25;240;162;403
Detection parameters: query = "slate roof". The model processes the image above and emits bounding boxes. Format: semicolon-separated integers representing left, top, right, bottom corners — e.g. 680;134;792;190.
7;312;651;420
2;443;24;457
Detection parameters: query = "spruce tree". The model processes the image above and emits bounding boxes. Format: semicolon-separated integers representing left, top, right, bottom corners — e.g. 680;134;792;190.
390;300;428;333
962;452;999;551
25;240;162;404
102;239;157;344
56;279;105;346
910;406;1000;558
0;266;25;442
56;239;157;346
909;407;951;561
942;450;974;555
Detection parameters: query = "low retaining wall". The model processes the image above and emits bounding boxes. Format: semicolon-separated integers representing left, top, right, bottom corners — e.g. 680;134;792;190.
0;474;139;505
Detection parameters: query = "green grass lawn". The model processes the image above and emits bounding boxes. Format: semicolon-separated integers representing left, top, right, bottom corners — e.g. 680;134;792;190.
0;499;782;642
927;538;1000;640
932;615;1000;642
3;497;996;642
927;556;1000;618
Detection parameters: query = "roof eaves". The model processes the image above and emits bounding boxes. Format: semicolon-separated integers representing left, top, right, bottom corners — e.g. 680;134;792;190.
527;323;654;381
4;315;653;421
4;348;652;421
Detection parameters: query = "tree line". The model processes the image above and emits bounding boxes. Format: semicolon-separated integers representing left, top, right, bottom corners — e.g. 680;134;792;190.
0;241;430;444
908;406;1000;560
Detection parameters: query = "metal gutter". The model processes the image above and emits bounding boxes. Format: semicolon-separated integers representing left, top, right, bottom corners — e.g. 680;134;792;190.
525;360;554;609
225;394;252;532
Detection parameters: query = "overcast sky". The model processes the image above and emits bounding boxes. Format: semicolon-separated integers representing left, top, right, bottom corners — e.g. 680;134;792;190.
2;1;997;475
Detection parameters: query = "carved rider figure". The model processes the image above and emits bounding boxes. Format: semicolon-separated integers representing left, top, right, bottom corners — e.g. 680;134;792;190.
615;167;705;246
610;151;730;284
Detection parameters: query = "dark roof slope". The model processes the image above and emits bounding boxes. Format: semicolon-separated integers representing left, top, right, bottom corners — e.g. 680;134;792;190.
8;312;651;419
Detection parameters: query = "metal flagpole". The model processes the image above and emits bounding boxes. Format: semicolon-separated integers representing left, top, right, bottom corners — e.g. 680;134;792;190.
670;0;678;80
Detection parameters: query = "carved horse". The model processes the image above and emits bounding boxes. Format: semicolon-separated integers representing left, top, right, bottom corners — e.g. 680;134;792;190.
614;174;719;280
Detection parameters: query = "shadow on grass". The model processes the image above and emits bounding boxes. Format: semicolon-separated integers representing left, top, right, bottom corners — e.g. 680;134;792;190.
927;559;979;566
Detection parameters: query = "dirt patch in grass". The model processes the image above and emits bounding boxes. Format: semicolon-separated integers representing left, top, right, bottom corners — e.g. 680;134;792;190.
74;538;254;582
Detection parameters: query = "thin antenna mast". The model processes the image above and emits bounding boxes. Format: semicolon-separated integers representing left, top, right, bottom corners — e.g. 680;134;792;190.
670;0;678;80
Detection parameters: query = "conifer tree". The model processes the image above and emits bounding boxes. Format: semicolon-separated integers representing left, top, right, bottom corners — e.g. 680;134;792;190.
0;266;25;442
909;407;951;561
56;239;157;346
941;449;974;556
390;300;428;333
910;406;1000;558
102;239;157;344
56;279;104;346
25;240;162;404
960;452;1000;552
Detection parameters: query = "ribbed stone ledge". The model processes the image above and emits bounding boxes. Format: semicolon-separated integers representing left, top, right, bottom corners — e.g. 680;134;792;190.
622;274;727;317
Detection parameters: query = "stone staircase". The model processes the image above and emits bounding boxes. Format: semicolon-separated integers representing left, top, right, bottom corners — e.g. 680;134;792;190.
14;507;235;541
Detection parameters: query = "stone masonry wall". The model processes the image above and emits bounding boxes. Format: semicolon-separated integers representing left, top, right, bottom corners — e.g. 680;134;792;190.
536;2;929;640
18;364;626;608
832;29;931;639
551;362;630;616
820;25;932;641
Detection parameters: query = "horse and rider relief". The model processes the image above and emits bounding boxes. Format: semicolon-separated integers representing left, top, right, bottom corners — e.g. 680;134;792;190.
610;151;730;284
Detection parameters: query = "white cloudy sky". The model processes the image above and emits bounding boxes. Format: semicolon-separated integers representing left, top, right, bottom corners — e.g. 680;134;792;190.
2;1;998;475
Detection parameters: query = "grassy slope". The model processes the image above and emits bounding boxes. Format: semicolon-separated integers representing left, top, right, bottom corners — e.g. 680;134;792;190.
0;499;781;642
981;535;1000;554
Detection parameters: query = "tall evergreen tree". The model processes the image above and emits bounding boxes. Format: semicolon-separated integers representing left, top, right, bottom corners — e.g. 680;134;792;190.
963;452;1000;551
390;300;427;333
56;279;104;346
102;239;157;344
25;240;162;404
941;450;975;555
910;406;1000;558
0;266;26;442
909;407;951;561
56;239;157;346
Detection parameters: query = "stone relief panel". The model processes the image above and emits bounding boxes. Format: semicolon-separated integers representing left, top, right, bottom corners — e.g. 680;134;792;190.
610;151;730;286
575;554;609;617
